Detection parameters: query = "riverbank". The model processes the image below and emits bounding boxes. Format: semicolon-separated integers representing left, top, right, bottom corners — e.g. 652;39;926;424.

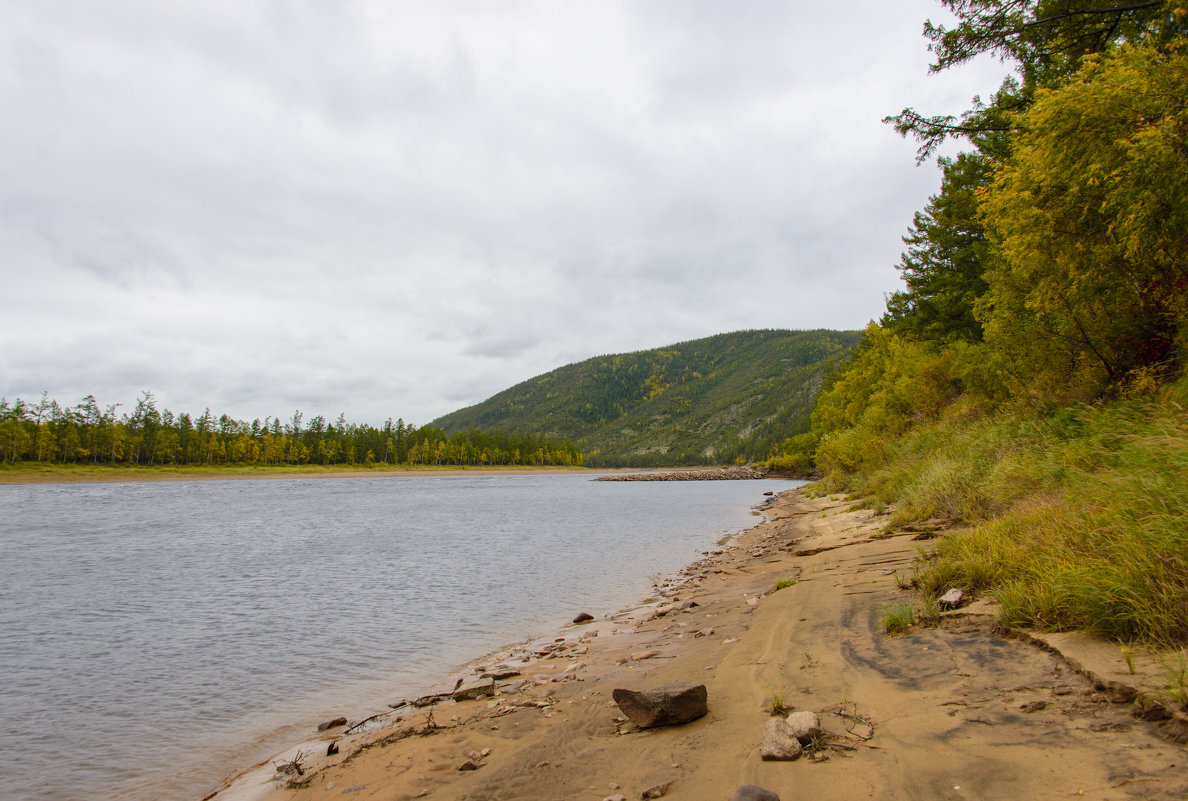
593;466;767;481
0;463;617;484
218;489;1187;801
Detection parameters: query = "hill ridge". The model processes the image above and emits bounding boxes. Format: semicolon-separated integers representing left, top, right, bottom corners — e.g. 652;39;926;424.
432;328;860;466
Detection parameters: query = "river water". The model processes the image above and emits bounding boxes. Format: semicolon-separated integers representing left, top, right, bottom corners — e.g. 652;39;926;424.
0;472;801;801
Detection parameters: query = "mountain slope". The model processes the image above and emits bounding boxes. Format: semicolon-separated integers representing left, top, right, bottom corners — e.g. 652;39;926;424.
432;329;861;466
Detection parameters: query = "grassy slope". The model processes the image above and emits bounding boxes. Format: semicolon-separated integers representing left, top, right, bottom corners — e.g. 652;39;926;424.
432;329;861;466
829;383;1188;646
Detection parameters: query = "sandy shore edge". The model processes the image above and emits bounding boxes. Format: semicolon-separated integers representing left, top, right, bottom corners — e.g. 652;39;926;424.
203;486;787;801
206;489;788;793
210;489;1188;801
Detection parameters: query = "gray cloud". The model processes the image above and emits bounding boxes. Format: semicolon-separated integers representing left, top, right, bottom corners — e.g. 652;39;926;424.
0;1;1008;425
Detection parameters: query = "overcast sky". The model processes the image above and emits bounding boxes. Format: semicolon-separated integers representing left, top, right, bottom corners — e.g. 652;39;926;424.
0;1;1008;426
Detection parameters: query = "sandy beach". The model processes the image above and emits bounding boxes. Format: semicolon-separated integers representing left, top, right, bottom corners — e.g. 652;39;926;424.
215;488;1188;801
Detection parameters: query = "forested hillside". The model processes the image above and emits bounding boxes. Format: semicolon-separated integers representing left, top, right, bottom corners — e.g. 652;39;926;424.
433;329;860;467
771;1;1188;645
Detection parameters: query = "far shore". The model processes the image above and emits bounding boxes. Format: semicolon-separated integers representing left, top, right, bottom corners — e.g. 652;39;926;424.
0;463;763;485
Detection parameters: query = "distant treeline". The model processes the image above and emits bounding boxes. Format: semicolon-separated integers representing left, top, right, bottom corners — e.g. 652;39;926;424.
0;392;582;468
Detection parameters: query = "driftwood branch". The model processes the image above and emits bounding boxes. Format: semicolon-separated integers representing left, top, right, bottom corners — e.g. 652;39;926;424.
344;710;397;735
824;704;875;741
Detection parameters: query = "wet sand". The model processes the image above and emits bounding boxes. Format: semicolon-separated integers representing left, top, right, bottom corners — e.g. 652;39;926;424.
215;489;1188;801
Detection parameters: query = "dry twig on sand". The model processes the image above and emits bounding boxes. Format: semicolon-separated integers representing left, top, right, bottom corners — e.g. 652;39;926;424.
272;750;306;777
344;710;396;735
824;703;875;742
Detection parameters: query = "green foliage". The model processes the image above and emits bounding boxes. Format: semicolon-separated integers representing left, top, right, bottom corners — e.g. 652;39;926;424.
1157;651;1188;707
764;431;818;475
773;577;797;591
808;325;992;487
818;5;1188;649
887;0;1173;160
0;394;582;469
978;40;1188;394
880;601;916;635
860;388;1188;644
766;691;792;716
883;152;991;342
433;330;861;467
923;1;1169;81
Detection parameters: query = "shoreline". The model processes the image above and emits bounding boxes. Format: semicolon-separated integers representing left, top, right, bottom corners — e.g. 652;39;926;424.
212;489;1187;801
206;491;788;801
0;465;640;485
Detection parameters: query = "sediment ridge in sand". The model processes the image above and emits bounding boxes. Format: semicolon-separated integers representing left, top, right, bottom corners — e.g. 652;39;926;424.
216;489;1188;801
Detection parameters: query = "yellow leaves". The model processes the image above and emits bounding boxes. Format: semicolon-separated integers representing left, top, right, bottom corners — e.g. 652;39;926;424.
976;40;1188;390
642;374;669;401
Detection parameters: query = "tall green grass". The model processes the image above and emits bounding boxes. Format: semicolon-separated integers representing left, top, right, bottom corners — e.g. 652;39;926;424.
824;384;1188;644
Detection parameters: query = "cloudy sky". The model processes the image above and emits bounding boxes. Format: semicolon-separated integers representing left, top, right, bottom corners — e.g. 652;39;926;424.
0;1;1007;426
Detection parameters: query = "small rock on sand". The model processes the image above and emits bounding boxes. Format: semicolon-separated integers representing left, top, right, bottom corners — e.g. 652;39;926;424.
452;679;496;701
760;718;803;760
785;710;822;743
938;588;964;609
612;682;708;729
574;612;595;623
458;760;479;771
317;717;348;731
732;785;781;801
642;781;672;798
630;650;661;661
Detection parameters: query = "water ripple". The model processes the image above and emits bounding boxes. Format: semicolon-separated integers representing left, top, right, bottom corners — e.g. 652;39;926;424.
0;474;799;801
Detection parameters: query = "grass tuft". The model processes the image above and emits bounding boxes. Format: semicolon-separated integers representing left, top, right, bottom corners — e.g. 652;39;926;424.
1157;651;1188;708
766;691;792;716
880;601;915;635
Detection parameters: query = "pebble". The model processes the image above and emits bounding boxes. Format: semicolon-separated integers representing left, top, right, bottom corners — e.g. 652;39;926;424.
642;781;672;798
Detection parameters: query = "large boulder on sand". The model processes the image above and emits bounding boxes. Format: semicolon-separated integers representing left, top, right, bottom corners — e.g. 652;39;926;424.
612;682;708;729
760;717;802;760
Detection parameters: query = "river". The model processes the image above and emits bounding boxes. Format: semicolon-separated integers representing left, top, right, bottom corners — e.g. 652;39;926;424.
0;472;801;801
